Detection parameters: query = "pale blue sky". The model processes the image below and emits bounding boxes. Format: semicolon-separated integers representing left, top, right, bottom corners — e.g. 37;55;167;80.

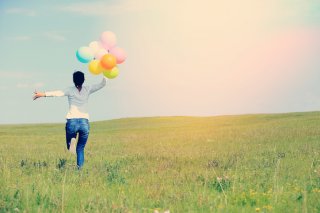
1;0;320;124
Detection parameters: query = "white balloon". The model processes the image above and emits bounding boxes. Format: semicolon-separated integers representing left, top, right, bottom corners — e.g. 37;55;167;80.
89;41;102;55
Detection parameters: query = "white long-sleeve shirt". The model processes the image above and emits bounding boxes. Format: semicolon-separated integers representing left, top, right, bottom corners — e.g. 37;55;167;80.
45;77;107;119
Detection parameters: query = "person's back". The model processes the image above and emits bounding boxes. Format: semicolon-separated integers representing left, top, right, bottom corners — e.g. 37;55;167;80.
33;71;107;168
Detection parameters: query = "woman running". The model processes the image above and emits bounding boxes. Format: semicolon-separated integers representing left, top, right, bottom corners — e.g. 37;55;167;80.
33;71;107;169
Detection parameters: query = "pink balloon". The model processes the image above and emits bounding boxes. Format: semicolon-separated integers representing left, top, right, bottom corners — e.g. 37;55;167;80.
100;31;117;50
94;49;108;59
109;47;127;64
95;49;108;60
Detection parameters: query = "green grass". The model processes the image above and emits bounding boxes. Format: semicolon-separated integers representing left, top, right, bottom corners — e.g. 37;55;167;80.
1;112;320;212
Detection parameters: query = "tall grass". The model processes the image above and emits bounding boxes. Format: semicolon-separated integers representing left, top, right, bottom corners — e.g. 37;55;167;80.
0;112;320;212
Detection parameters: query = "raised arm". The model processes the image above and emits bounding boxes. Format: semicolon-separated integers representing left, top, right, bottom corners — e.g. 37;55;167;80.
89;77;107;94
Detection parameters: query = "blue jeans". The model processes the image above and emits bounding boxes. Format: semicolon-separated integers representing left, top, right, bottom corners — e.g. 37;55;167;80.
65;118;90;168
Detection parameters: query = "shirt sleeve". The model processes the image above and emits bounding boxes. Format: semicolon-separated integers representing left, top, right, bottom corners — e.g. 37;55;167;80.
45;88;70;97
89;77;107;94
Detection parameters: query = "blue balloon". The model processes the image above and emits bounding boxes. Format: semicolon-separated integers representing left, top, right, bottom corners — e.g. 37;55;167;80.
76;46;94;63
76;51;88;63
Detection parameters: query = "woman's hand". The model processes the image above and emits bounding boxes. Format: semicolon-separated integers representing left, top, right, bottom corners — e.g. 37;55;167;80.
33;91;45;100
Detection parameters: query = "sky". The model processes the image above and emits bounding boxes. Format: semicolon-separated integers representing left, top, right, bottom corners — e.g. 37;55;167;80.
0;0;320;124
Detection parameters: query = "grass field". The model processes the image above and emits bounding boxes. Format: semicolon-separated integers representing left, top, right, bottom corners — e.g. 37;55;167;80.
0;112;320;212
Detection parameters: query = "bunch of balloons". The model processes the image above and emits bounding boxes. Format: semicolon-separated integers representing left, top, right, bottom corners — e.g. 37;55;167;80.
76;31;127;79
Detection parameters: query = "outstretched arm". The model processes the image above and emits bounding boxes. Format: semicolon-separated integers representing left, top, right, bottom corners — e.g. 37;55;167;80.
33;90;67;100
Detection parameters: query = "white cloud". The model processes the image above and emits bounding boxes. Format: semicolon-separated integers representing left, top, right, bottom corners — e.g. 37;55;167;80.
43;32;66;42
5;8;36;16
59;0;150;16
9;36;31;41
0;71;32;78
8;33;66;42
16;82;44;89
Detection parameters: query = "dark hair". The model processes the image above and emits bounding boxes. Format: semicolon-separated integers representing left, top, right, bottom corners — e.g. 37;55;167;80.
73;71;85;88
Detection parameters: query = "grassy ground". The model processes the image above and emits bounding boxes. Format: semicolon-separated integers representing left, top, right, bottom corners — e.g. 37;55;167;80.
0;112;320;212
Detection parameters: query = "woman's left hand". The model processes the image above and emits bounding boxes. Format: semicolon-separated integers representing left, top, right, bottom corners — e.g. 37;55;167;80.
33;91;45;100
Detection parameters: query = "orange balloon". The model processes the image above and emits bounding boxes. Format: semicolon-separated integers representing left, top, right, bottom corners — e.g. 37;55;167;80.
100;54;116;70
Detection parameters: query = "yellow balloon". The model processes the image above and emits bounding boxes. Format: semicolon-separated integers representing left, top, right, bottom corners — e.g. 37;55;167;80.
88;59;104;75
103;66;119;79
